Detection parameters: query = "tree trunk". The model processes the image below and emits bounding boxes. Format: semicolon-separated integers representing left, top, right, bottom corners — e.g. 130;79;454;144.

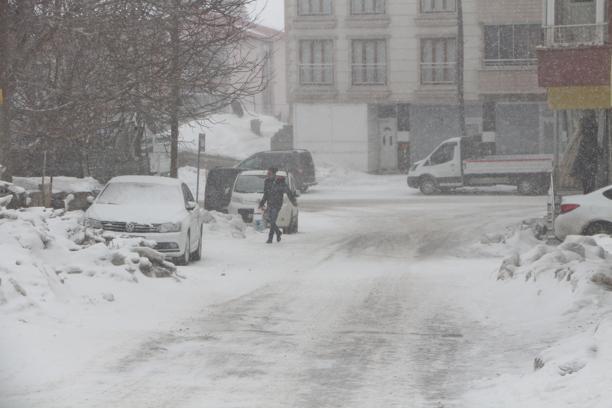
169;2;180;178
457;0;467;139
0;0;12;181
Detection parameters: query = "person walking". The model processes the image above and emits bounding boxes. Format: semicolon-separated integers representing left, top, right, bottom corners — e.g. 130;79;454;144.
572;115;600;194
259;173;297;244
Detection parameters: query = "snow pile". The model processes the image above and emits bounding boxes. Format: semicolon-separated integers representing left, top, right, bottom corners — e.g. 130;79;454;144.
178;113;285;159
462;234;612;408
475;218;549;257
497;235;612;290
13;176;102;193
201;210;251;239
0;208;183;313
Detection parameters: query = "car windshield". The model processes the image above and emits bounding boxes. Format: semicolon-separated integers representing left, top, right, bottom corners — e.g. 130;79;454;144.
234;175;266;194
96;182;182;207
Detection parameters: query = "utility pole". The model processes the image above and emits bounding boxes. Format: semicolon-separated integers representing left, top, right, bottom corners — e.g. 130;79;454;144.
169;0;181;178
456;0;467;138
0;0;12;181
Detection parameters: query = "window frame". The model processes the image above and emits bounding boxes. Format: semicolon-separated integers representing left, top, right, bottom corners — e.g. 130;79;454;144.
350;0;386;15
420;0;456;14
297;0;333;16
298;39;335;86
351;39;388;86
420;37;457;85
483;24;541;67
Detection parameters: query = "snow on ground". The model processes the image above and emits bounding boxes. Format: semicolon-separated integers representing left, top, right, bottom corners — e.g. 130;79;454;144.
1;166;611;408
13;176;103;193
462;233;612;408
178;113;285;159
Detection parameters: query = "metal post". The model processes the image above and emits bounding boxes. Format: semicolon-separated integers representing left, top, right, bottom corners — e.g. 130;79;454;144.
195;133;205;204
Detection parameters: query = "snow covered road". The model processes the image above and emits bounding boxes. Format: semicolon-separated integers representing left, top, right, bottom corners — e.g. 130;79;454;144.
3;185;578;408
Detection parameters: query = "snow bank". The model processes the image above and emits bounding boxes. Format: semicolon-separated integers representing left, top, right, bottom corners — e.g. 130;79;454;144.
497;235;612;290
178;113;285;159
0;208;189;314
13;176;102;194
463;234;612;408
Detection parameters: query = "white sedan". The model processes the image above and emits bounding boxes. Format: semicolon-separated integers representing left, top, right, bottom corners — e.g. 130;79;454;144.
228;170;299;233
554;185;612;241
85;176;203;265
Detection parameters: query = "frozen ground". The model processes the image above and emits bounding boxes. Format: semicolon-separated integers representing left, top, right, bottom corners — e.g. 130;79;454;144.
1;171;611;408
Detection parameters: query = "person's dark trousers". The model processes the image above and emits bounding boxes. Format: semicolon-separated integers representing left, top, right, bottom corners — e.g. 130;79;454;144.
582;176;596;194
267;207;282;243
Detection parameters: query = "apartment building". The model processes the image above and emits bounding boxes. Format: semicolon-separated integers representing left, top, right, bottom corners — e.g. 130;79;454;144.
537;0;612;191
285;0;550;172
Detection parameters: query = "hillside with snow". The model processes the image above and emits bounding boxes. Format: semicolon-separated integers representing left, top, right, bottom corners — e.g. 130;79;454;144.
178;113;285;160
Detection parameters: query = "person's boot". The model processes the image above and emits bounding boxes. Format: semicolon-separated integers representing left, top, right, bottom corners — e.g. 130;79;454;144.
266;231;274;244
277;229;282;242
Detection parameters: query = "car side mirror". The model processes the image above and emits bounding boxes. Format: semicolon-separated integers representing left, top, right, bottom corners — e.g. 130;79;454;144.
86;195;95;204
186;201;197;211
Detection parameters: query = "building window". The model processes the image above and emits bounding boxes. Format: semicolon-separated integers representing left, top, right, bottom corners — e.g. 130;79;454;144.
297;0;332;16
299;40;334;85
484;24;541;66
421;38;456;85
351;0;385;15
352;39;387;85
421;0;456;13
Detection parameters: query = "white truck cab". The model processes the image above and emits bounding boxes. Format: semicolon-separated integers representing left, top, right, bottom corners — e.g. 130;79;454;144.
407;137;553;195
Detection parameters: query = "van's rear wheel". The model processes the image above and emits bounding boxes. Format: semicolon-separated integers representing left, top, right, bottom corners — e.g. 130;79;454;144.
517;178;538;195
420;178;438;195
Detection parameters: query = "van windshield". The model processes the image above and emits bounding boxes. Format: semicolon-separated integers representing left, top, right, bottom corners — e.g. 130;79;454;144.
234;175;266;194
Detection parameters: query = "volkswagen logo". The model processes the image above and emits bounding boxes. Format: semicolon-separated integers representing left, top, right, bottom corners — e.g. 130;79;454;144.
125;222;136;233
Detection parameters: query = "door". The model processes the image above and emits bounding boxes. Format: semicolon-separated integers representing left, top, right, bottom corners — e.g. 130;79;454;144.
277;174;296;228
379;119;398;171
204;168;243;212
424;141;462;186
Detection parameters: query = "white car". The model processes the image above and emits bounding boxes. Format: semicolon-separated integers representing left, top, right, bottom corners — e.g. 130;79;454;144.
85;176;203;265
554;185;612;241
228;170;299;233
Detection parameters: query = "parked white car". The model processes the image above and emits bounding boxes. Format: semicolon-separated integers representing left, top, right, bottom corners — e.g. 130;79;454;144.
554;185;612;241
85;176;203;265
228;170;299;233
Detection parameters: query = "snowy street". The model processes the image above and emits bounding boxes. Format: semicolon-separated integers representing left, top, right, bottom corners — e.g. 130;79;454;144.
3;179;589;408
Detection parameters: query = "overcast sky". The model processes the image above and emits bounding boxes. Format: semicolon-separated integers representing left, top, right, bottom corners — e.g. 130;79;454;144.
250;0;284;30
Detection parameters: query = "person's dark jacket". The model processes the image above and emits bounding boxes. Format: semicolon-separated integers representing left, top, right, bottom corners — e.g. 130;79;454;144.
260;179;297;209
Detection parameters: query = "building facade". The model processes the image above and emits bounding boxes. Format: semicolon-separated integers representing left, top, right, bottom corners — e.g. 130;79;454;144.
285;0;550;172
537;0;612;192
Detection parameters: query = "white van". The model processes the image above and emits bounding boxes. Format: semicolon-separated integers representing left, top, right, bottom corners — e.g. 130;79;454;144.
228;170;300;233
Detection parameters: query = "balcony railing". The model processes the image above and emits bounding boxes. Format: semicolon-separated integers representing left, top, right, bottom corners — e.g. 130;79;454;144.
420;62;456;85
483;58;538;67
351;63;387;85
299;64;334;85
543;23;609;47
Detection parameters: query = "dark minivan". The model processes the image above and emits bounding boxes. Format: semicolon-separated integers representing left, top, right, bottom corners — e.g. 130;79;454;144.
236;150;316;193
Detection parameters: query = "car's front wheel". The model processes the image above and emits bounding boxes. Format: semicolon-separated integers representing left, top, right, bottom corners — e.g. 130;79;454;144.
191;227;203;261
176;231;191;266
420;178;438;195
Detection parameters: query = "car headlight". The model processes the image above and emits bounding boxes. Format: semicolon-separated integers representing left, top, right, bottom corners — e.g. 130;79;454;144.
85;218;103;229
158;222;182;233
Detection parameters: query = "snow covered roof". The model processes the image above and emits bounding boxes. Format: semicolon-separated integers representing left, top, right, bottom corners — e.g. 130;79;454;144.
108;175;183;186
247;22;283;40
